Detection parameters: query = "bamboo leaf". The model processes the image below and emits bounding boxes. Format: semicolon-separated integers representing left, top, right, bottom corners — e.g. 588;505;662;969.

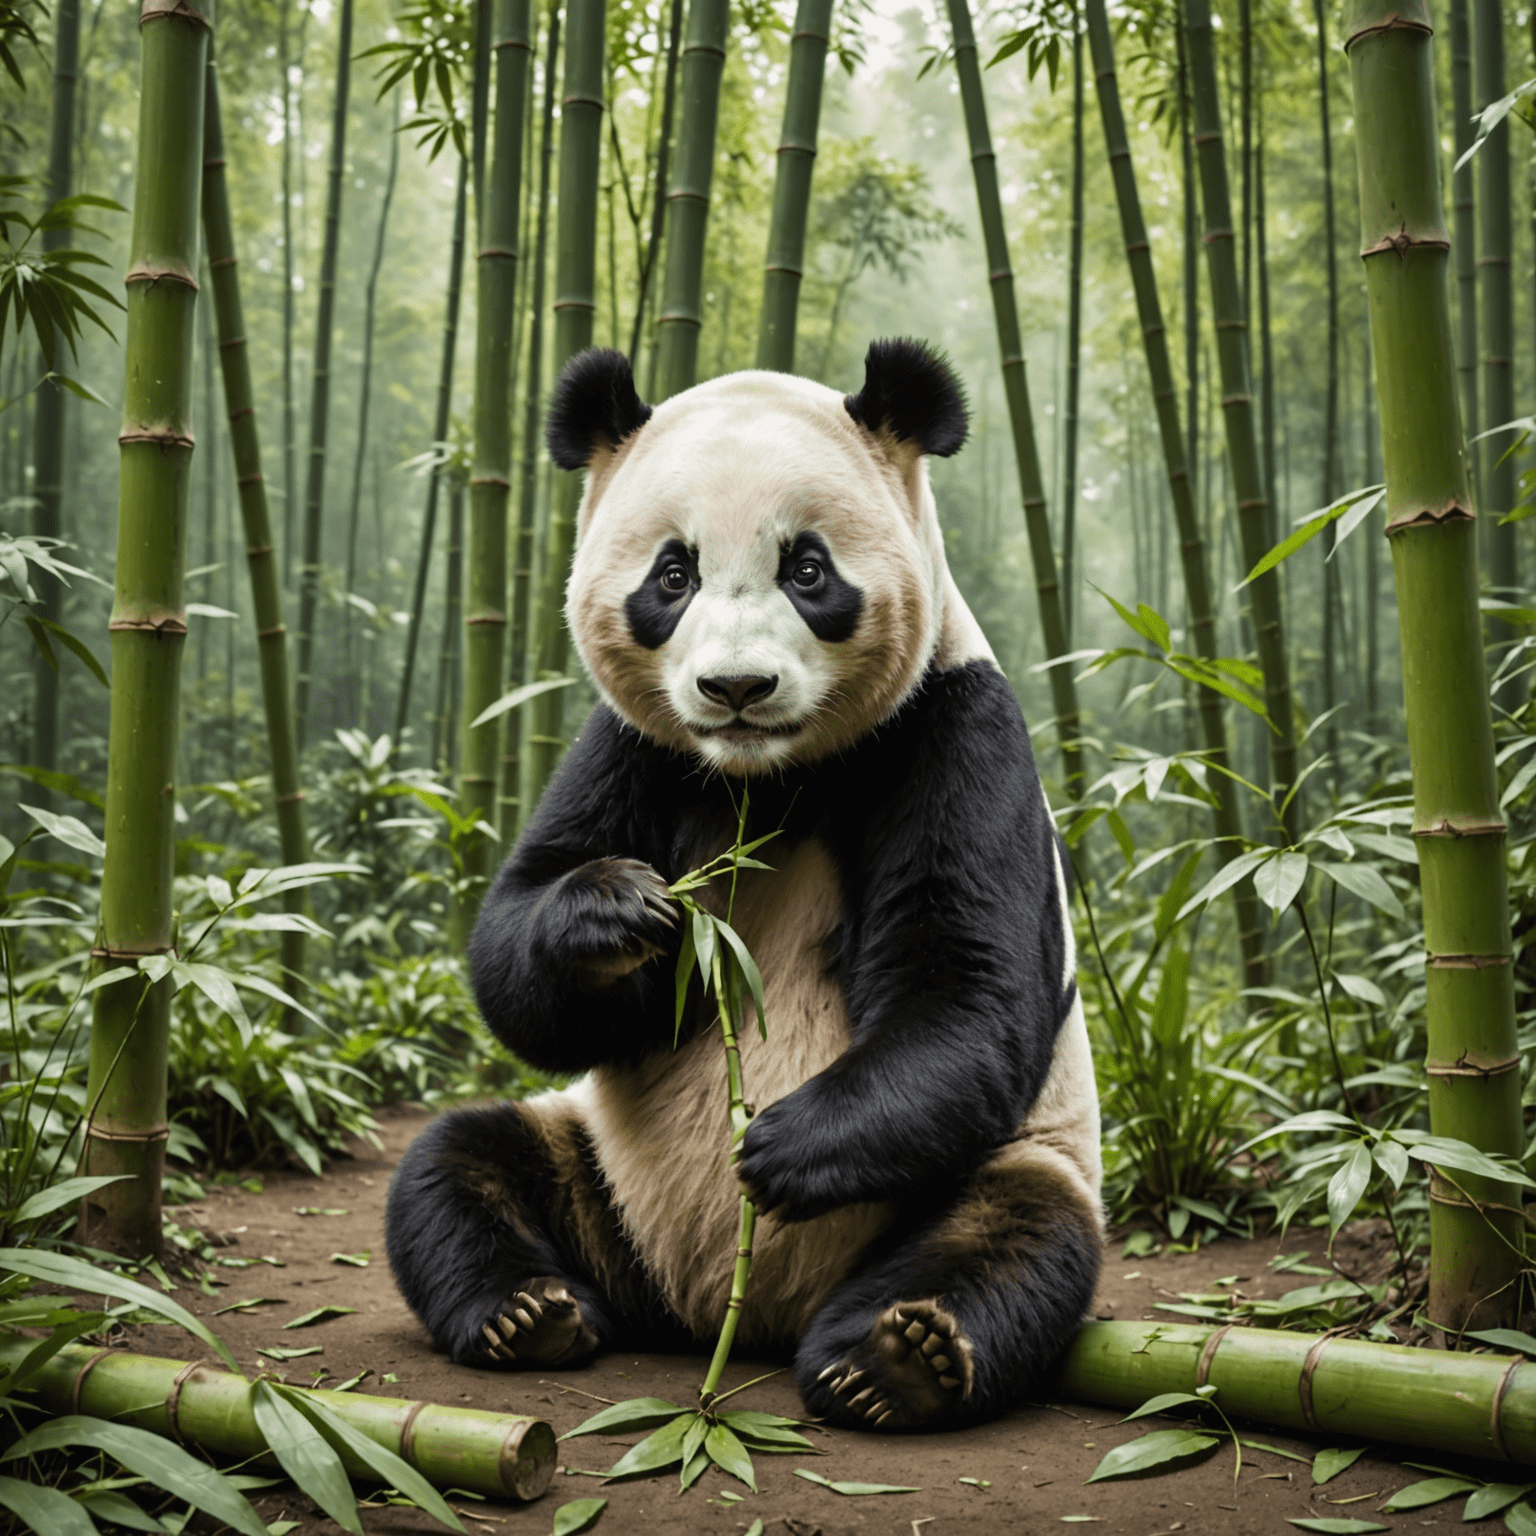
0;1249;239;1373
285;1306;357;1329
680;1448;709;1490
1466;1329;1536;1358
1085;1429;1219;1482
75;1489;167;1532
250;1381;361;1535
552;1498;607;1535
1326;1142;1373;1233
1396;1132;1536;1189
1253;851;1309;916
678;1416;710;1488
5;1311;113;1394
704;1422;755;1490
1372;1139;1409;1190
1285;1523;1389;1535
1463;1483;1535;1519
1381;1477;1477;1511
1177;848;1273;922
1314;860;1405;921
691;909;717;997
12;1175;129;1223
24;615;108;686
561;1399;686;1440
1;1417;266;1536
257;1345;323;1361
1118;1392;1207;1423
1508;1501;1536;1536
174;962;253;1045
673;919;696;1044
793;1469;922;1494
603;1413;695;1478
0;1475;99;1536
714;918;768;1041
469;676;575;729
271;1382;465;1532
19;803;105;858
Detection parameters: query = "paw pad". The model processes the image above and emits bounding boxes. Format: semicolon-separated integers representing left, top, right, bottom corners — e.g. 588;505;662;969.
479;1276;597;1366
816;1297;973;1430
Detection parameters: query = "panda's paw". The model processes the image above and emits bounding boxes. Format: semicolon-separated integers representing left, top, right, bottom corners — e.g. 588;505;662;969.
549;858;679;983
478;1277;599;1367
815;1299;974;1431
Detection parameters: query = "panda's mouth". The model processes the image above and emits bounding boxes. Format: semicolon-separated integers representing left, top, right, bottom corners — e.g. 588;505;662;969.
694;717;804;743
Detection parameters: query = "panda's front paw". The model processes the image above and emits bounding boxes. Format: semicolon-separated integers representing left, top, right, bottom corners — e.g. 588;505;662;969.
538;857;679;985
738;1099;847;1222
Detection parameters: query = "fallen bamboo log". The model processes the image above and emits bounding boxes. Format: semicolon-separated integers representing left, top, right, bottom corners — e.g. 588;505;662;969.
1059;1321;1536;1464
0;1338;557;1501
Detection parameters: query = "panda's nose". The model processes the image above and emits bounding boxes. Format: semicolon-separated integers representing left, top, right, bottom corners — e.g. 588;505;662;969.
697;674;779;711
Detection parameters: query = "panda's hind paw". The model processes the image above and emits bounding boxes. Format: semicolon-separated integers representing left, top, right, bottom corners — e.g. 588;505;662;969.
478;1276;598;1367
816;1298;973;1431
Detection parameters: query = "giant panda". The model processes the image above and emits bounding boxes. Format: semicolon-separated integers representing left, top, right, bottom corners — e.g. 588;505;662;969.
385;339;1103;1432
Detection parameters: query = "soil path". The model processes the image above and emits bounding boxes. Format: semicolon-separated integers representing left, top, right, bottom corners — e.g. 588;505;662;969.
125;1105;1505;1536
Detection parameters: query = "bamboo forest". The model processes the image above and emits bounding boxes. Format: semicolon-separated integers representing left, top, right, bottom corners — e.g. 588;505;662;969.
10;0;1536;1528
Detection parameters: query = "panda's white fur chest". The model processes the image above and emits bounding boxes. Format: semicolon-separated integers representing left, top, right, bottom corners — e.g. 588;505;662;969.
568;835;888;1344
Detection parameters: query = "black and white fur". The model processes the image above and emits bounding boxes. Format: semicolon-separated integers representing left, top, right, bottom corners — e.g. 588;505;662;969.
386;340;1103;1432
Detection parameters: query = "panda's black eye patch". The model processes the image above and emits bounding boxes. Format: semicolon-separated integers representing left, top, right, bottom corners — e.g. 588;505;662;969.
777;533;862;643
625;538;698;649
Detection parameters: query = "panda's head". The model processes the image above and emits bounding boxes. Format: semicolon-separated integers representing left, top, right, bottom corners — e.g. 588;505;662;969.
554;339;970;775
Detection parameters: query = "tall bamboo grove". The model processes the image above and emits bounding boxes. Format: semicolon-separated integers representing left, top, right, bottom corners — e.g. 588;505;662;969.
1346;0;1524;1331
1084;0;1265;986
1183;0;1300;839
202;57;310;985
754;0;832;373
652;0;729;401
944;0;1082;794
79;0;210;1259
524;0;605;818
457;0;532;940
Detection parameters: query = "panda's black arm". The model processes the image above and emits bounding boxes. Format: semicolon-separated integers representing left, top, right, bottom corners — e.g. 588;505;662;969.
737;661;1073;1220
467;707;689;1074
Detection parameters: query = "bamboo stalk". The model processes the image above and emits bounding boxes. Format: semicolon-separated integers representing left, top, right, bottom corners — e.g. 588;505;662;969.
500;1;560;843
80;0;211;1260
524;0;605;816
1062;1;1083;645
1314;0;1341;764
434;477;465;773
292;0;354;748
28;0;81;780
202;55;311;988
1182;0;1300;838
457;0;532;939
945;0;1083;794
652;0;729;401
279;0;296;587
1346;0;1523;1331
0;1338;555;1500
1449;0;1478;501
754;0;832;374
393;158;470;750
1083;0;1265;985
1060;1321;1536;1464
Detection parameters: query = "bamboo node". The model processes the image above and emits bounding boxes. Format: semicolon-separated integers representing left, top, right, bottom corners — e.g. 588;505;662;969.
1426;1051;1521;1077
229;406;255;422
124;261;199;290
763;264;804;277
1220;395;1253;408
71;1348;116;1413
108;616;189;638
166;1361;202;1444
399;1399;427;1462
478;246;518;260
1361;224;1450;261
90;944;169;961
1125;241;1150;255
775;140;819;155
1344;12;1433;51
1412;815;1505;838
118;430;195;452
257;623;286;639
466;615;508;626
203;157;228;172
656;312;703;329
790;28;830;42
1426;952;1510;970
1297;1332;1340;1429
561;92;605;111
1195;1323;1235;1387
85;1125;170;1144
470;476;512;489
208;253;235;267
1492;1356;1523;1460
1384;499;1475;532
139;0;211;26
274;791;307;805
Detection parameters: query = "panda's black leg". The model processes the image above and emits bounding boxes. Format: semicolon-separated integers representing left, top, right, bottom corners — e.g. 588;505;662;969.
385;1098;680;1368
795;1148;1102;1432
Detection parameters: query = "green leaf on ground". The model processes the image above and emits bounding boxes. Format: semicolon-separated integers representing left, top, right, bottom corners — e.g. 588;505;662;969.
561;1399;686;1440
1381;1475;1477;1511
1311;1446;1366;1484
552;1497;606;1535
284;1305;357;1329
294;1207;349;1217
330;1252;370;1267
1506;1500;1536;1536
1468;1328;1536;1358
1286;1522;1389;1535
793;1470;920;1495
1086;1429;1219;1482
212;1298;282;1315
1465;1483;1536;1520
75;1488;170;1532
604;1414;695;1479
1119;1391;1208;1423
250;1381;361;1536
257;1345;323;1361
704;1422;755;1491
1240;1441;1309;1465
0;1476;100;1536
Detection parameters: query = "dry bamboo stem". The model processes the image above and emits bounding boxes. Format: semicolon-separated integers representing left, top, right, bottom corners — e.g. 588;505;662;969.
0;1338;556;1501
1060;1320;1536;1464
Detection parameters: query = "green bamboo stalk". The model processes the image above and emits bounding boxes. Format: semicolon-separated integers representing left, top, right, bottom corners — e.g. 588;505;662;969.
434;477;465;773
1315;0;1341;763
1060;1321;1536;1463
279;0;296;588
1177;19;1197;515
629;0;682;372
1474;0;1518;676
1182;0;1300;838
292;0;353;749
1450;0;1479;501
652;0;728;401
458;0;532;939
79;0;211;1260
1084;0;1265;986
1062;1;1083;644
523;0;605;818
499;0;560;842
1346;0;1523;1331
945;0;1083;794
472;0;493;217
754;0;832;374
202;57;310;988
28;0;80;780
1;1338;556;1500
393;158;469;750
344;92;400;725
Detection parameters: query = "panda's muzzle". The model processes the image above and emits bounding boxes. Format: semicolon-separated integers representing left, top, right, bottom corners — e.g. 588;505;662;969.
696;673;779;711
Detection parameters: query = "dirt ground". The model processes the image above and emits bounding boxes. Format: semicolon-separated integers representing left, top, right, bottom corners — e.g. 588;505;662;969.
112;1104;1518;1535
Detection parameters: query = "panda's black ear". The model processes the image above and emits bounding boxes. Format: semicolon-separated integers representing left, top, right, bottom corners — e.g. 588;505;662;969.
843;338;969;458
547;348;653;470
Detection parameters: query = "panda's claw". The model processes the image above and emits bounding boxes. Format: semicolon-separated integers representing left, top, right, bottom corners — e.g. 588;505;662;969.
512;1306;537;1331
903;1320;925;1346
939;1375;961;1389
816;1362;840;1383
496;1315;518;1341
479;1276;599;1368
